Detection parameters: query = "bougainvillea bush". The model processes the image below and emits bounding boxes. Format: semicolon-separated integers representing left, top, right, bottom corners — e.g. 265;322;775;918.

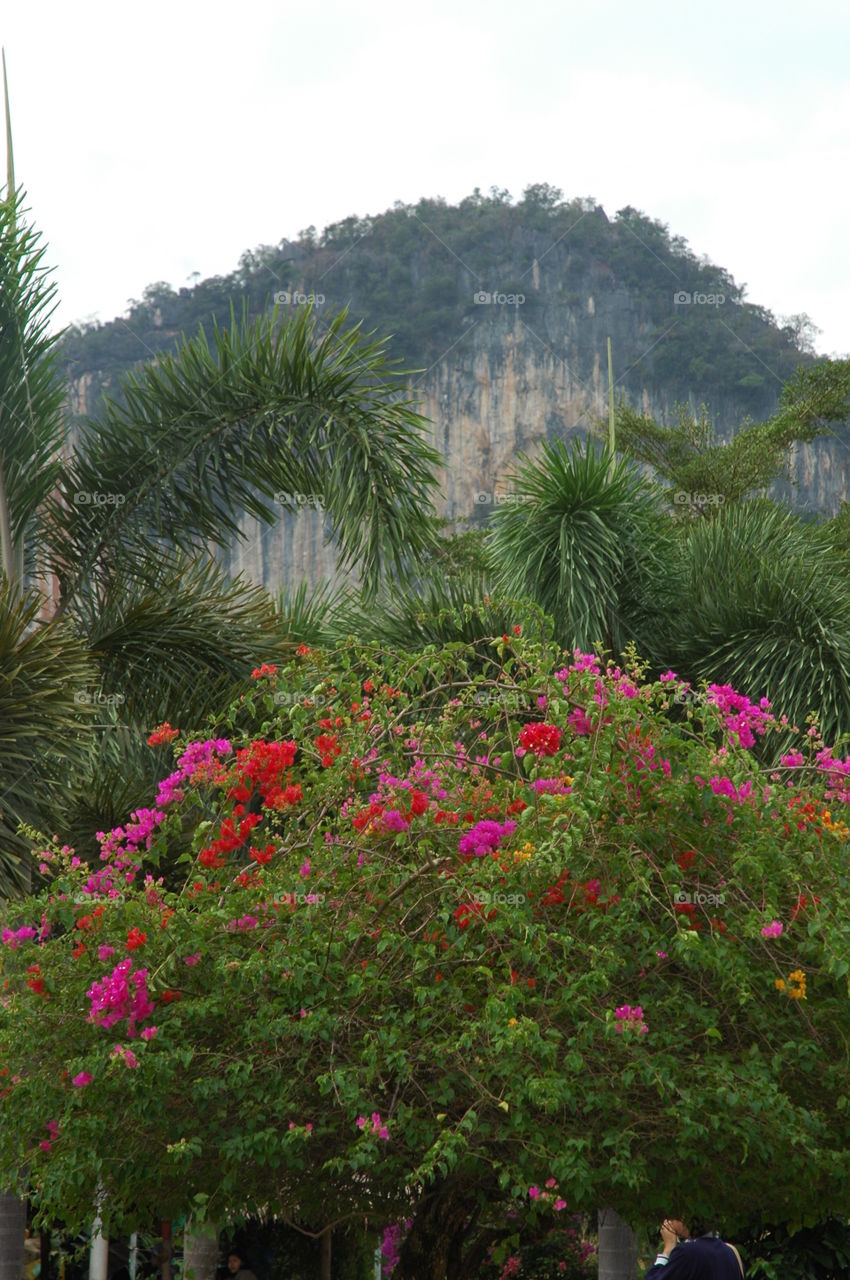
3;635;850;1280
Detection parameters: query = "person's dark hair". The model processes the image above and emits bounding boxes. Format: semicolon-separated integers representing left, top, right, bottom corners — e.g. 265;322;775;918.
688;1216;713;1239
228;1250;244;1263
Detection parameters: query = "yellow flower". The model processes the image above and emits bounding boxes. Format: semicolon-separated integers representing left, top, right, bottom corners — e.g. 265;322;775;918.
789;969;806;984
775;978;786;991
508;1017;518;1027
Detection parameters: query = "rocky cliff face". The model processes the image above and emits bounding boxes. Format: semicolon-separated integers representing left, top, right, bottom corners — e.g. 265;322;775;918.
66;273;848;595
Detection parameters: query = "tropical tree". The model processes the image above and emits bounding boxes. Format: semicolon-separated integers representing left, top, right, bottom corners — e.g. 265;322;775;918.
611;359;850;511
0;190;443;880
3;641;850;1280
487;439;676;661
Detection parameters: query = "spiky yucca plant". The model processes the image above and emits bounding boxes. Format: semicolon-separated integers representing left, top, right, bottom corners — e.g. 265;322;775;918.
487;438;671;658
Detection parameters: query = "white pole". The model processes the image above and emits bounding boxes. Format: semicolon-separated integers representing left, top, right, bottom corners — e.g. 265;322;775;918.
374;1242;382;1279
129;1231;138;1280
88;1215;108;1280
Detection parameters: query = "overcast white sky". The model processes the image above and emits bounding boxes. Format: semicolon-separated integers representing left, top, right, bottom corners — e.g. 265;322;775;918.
3;0;848;354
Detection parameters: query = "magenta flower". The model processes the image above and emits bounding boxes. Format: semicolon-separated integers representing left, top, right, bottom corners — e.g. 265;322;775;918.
72;1071;93;1088
761;920;783;938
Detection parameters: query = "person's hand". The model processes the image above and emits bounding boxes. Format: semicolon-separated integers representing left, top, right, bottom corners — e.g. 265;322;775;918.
660;1220;688;1255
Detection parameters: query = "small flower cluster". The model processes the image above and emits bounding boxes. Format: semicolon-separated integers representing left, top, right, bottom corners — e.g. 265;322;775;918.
518;723;563;757
146;721;179;747
614;1004;648;1035
86;959;154;1034
356;1110;390;1139
458;819;517;859
775;969;806;1000
707;684;774;749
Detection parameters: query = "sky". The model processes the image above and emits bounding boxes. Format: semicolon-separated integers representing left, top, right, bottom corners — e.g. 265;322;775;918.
3;0;849;355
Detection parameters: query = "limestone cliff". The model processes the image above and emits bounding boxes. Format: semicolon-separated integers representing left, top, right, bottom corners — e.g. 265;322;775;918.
62;192;846;593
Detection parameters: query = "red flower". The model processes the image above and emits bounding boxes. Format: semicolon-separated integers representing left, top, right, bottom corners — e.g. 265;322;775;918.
126;928;147;950
677;851;696;870
513;625;522;636
25;966;46;997
147;721;179;747
250;663;278;679
296;644;311;656
72;943;86;959
251;843;276;865
160;989;182;1004
315;733;342;767
409;790;428;817
363;680;375;693
518;723;562;757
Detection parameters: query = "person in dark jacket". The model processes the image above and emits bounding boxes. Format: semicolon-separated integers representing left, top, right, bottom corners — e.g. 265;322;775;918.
645;1218;744;1278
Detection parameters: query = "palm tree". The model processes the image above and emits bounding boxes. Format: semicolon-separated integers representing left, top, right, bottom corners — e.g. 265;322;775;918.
487;438;673;659
0;206;444;873
660;500;850;744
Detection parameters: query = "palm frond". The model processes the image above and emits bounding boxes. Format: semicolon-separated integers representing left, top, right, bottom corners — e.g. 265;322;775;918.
0;583;97;892
74;553;307;724
48;304;442;604
0;193;66;586
661;501;850;743
487;438;667;657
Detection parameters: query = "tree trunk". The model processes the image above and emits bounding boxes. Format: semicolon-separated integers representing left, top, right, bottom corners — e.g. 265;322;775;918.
160;1220;172;1280
394;1181;499;1280
88;1223;109;1280
182;1221;220;1280
320;1227;332;1280
0;1192;26;1280
597;1207;639;1280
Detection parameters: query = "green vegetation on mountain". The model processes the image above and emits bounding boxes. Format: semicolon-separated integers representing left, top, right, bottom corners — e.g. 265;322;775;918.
61;184;813;417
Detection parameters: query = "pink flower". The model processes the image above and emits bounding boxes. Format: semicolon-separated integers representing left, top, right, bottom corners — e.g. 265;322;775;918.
299;860;311;878
140;1026;158;1040
72;1071;93;1088
528;1186;541;1200
554;1199;567;1211
761;920;783;938
656;950;668;959
97;945;115;961
184;952;201;966
111;1044;139;1068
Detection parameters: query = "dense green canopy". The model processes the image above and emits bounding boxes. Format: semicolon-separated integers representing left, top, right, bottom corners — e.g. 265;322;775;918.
2;640;850;1280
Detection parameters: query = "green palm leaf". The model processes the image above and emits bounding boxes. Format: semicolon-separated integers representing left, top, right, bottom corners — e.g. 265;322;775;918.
48;305;442;604
488;438;668;656
662;501;850;742
76;553;309;724
0;583;96;892
0;193;66;587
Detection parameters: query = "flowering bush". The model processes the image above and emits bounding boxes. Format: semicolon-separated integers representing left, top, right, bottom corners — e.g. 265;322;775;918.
2;639;850;1276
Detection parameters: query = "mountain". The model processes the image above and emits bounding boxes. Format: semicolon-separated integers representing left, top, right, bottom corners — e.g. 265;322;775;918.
60;184;836;591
